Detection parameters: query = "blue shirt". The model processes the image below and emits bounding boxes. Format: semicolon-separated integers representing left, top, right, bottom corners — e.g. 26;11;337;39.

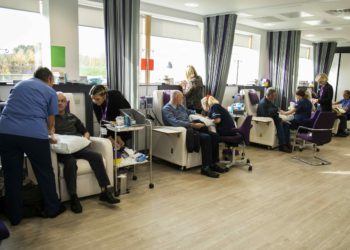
162;103;194;127
294;98;312;121
208;104;235;136
339;99;350;114
0;78;58;139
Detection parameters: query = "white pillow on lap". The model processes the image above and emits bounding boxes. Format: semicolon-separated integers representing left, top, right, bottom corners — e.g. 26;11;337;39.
51;134;91;154
189;114;217;132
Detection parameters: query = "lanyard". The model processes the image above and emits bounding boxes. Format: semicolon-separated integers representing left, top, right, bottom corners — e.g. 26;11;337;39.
101;98;109;120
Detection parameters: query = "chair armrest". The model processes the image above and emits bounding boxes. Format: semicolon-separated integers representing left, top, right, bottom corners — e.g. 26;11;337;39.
297;126;333;133
252;116;274;123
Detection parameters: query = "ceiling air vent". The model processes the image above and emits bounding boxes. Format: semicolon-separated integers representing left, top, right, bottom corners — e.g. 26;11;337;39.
326;8;350;16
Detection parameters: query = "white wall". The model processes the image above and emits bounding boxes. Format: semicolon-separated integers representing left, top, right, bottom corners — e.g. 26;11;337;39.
45;0;80;81
0;0;39;12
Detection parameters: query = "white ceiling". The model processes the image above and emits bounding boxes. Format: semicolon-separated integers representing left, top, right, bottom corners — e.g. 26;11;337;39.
141;0;350;46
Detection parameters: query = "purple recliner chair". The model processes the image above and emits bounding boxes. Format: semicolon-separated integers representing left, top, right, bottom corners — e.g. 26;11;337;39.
292;112;336;165
219;115;253;171
0;221;10;241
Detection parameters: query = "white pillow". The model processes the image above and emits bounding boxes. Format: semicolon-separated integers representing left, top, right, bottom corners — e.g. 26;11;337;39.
51;134;91;154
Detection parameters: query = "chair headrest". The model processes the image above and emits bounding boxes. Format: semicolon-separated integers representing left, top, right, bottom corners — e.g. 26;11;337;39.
248;91;260;105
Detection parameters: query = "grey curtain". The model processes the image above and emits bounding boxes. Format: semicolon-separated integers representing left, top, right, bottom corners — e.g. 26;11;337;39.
103;0;140;107
268;30;301;110
204;14;237;102
313;42;337;78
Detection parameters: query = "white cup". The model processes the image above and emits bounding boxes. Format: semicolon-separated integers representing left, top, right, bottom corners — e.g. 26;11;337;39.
116;116;124;126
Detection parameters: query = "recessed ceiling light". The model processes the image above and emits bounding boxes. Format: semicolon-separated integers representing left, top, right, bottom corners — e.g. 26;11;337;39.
185;2;199;7
303;20;322;25
264;23;276;27
305;34;315;37
300;12;313;17
344;16;350;20
237;12;252;17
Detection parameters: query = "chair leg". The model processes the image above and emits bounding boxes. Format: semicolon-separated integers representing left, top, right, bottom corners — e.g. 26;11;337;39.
220;143;252;171
292;143;331;166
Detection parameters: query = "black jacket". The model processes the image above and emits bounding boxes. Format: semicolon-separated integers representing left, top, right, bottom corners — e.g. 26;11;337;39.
186;127;201;153
317;82;333;112
92;90;131;140
257;97;281;126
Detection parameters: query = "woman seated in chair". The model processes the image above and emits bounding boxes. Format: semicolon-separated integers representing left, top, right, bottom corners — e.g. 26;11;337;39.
201;95;236;136
279;89;313;130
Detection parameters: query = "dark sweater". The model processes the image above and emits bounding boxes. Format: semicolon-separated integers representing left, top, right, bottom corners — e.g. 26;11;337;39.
184;76;204;111
55;113;87;136
257;97;281;126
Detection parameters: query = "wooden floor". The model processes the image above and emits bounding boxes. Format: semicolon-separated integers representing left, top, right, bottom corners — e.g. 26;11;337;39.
2;137;350;250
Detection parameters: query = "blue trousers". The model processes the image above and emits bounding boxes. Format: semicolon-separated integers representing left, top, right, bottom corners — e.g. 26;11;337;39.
198;131;220;168
0;133;60;225
275;122;290;146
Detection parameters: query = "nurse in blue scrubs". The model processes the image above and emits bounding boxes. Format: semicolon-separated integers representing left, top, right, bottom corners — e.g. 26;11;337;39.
0;67;65;225
279;89;313;129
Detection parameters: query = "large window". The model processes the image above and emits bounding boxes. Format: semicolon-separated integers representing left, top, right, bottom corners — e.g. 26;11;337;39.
227;33;260;85
78;26;107;84
140;36;204;84
0;8;43;82
298;45;313;84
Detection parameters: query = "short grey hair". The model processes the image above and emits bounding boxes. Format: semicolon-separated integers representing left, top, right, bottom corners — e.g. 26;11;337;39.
266;87;276;97
170;90;183;102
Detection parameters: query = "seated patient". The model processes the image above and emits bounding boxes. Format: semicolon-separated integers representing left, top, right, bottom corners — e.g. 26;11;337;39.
55;92;119;213
332;90;350;137
201;95;236;136
279;89;312;130
257;87;292;153
162;90;226;178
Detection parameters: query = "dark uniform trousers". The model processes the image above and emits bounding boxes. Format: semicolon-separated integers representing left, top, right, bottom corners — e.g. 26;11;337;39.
0;133;61;225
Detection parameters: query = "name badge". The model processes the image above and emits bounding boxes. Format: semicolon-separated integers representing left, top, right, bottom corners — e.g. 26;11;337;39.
100;127;107;136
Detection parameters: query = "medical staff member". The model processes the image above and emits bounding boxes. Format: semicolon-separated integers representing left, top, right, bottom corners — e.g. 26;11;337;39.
313;73;333;112
89;85;131;149
0;67;65;225
201;95;236;136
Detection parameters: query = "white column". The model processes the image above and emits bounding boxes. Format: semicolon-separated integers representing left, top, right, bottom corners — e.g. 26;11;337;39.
41;0;80;81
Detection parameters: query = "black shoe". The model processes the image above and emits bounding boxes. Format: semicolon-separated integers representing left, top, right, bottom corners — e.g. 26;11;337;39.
70;195;83;214
99;190;120;204
201;167;220;178
49;204;66;218
279;145;292;153
210;164;227;173
335;131;348;137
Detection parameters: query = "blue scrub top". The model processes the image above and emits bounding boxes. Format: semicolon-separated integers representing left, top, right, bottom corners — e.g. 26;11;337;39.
340;99;350;114
294;98;312;122
0;78;58;139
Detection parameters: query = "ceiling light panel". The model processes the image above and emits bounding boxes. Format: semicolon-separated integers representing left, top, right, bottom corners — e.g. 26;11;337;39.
280;11;313;18
253;16;284;23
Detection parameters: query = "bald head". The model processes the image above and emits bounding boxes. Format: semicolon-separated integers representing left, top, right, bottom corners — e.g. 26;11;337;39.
57;92;67;114
170;90;184;106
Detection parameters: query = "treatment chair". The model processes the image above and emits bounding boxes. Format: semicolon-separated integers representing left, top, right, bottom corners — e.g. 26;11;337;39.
0;221;10;241
292;112;336;166
241;89;278;149
220;115;253;171
152;90;202;170
28;93;113;201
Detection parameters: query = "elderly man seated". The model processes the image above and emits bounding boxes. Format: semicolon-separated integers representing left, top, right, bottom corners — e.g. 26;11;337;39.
333;90;350;137
55;92;119;213
257;87;292;153
162;90;226;178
